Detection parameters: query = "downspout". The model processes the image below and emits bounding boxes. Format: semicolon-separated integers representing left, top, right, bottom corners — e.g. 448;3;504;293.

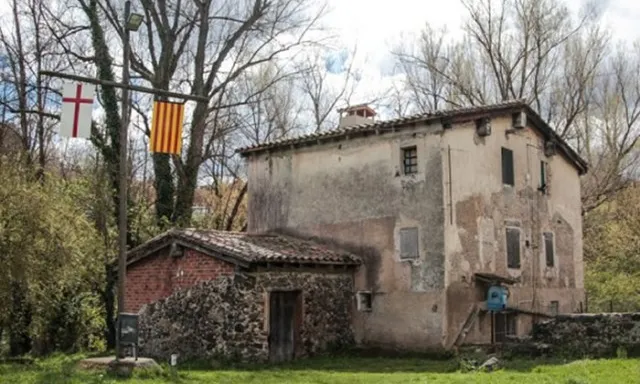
448;145;453;225
526;143;539;316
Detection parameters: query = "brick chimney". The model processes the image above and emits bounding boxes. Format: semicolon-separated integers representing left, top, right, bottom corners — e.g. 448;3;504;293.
338;104;376;128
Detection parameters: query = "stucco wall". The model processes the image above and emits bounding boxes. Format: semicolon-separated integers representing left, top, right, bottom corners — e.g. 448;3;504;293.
138;271;354;362
245;112;584;351
439;116;585;346
247;126;447;350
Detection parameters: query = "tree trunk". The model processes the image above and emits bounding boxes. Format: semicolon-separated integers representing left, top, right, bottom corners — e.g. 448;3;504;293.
8;281;31;356
153;153;174;225
173;161;197;225
225;182;247;231
102;265;116;349
173;103;208;225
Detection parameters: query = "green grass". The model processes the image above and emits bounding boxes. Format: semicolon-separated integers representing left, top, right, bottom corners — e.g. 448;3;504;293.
1;354;640;383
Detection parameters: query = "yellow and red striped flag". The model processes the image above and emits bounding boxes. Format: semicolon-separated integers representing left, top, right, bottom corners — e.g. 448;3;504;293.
150;100;185;154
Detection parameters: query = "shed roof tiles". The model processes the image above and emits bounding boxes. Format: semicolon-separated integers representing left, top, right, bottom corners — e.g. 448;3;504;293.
127;228;362;268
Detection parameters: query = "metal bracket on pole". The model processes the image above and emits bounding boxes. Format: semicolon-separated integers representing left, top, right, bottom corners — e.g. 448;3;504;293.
39;70;209;103
39;1;207;362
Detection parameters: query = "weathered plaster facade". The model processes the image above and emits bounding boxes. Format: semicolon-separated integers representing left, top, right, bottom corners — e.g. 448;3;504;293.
248;125;447;349
440;116;585;346
244;103;585;351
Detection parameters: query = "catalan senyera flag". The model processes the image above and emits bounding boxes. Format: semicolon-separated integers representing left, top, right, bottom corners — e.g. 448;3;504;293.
150;100;185;154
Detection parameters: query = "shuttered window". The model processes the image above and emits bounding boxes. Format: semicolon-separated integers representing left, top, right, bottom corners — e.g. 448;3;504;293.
502;147;514;186
400;227;419;259
544;232;555;267
506;227;521;269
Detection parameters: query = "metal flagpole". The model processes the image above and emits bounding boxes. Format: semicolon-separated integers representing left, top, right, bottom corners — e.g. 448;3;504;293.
39;0;207;361
115;0;132;361
39;71;208;103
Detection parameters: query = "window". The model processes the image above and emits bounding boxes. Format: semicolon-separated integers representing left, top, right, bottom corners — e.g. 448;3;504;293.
544;232;555;267
494;313;517;343
506;227;521;269
402;146;418;175
550;301;559;316
399;227;419;259
356;292;372;311
539;160;548;193
501;148;514;186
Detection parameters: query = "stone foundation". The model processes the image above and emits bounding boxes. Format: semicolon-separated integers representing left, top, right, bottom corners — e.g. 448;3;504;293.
531;313;640;357
137;271;354;362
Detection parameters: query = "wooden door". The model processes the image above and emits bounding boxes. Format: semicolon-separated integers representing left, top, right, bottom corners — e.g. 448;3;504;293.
493;312;517;343
269;291;299;362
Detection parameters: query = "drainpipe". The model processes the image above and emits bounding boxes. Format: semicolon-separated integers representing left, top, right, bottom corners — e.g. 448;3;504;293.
526;143;540;317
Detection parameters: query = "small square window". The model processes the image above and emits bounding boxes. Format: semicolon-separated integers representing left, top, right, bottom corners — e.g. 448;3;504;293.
356;291;372;312
506;227;521;269
502;148;514;186
402;146;418;175
399;227;419;259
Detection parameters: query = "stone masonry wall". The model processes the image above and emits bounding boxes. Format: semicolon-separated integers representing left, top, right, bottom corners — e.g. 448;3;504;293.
137;271;354;362
531;313;640;357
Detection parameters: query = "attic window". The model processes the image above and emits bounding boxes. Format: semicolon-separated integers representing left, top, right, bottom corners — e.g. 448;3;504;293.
356;291;372;311
402;146;418;175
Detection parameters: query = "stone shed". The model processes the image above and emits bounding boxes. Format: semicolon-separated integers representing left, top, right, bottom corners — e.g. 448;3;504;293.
124;229;361;362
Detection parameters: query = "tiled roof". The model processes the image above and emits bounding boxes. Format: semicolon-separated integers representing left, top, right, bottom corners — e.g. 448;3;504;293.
127;228;362;267
236;100;588;175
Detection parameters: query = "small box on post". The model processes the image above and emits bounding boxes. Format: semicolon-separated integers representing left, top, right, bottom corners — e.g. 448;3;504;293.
117;313;139;360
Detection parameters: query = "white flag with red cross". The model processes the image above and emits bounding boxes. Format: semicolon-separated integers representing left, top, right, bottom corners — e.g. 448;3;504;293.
60;82;95;138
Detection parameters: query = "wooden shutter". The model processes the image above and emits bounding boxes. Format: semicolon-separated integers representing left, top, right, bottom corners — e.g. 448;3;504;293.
400;227;419;259
502;148;514;186
506;227;520;268
544;232;554;267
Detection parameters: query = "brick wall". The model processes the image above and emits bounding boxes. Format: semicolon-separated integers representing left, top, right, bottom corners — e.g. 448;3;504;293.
125;248;235;312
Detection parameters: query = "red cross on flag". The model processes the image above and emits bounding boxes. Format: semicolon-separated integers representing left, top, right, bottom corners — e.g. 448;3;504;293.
60;82;95;138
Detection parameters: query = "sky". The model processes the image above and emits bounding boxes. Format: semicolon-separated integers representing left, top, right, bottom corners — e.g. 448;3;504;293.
321;0;640;111
2;0;640;118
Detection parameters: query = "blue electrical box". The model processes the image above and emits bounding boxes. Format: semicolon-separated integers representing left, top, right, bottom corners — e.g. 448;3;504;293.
487;285;508;312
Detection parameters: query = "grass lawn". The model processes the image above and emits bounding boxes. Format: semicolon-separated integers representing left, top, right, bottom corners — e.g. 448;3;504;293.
1;354;640;384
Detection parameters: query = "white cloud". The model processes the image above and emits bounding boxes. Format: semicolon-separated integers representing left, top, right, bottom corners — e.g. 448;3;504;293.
321;0;640;116
2;0;640;123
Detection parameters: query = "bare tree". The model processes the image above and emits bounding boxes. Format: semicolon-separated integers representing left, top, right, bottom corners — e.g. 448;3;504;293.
0;0;70;178
297;45;359;132
90;0;328;225
580;42;640;212
392;0;640;212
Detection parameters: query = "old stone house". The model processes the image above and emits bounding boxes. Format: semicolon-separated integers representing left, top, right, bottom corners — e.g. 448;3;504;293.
127;99;587;360
126;229;359;362
239;100;587;350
